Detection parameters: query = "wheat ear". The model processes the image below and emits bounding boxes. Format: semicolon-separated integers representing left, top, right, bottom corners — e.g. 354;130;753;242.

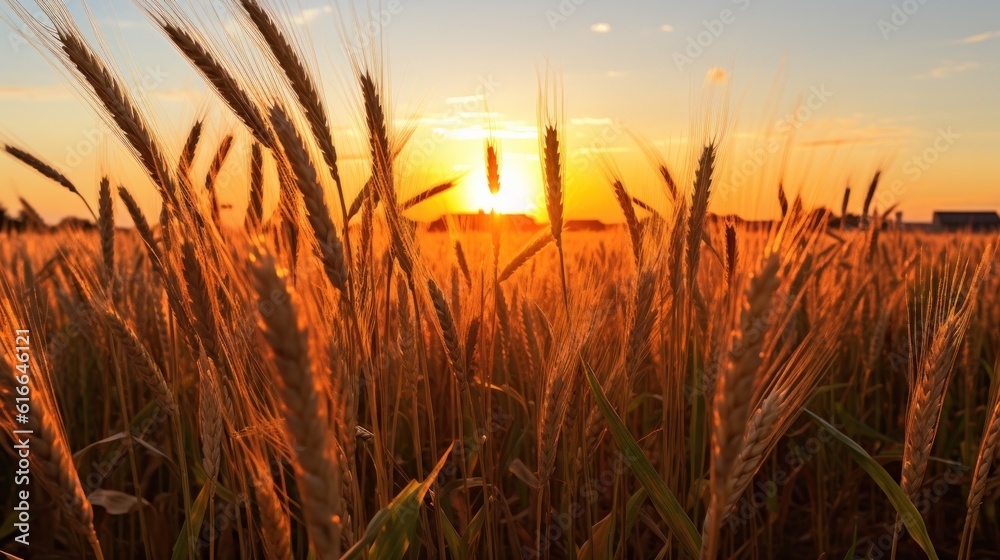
959;360;1000;560
686;143;716;290
498;230;555;283
98;177;115;290
269;105;348;294
103;309;176;415
252;249;342;559
4;144;97;220
246;142;266;229
178;119;203;177
703;253;780;559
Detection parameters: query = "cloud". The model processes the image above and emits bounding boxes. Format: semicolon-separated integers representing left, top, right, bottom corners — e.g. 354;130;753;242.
292;6;333;26
444;95;487;106
915;61;979;79
958;30;1000;43
426;121;537;141
705;67;728;84
570;117;616;126
0;85;71;100
590;23;611;33
660;24;674;32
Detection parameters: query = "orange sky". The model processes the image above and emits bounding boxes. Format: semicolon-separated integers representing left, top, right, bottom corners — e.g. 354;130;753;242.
1;1;998;225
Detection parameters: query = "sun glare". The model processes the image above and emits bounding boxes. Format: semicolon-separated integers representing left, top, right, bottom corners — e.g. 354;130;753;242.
464;161;539;216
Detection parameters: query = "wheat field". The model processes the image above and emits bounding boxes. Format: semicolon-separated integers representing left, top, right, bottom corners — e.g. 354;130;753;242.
1;1;999;559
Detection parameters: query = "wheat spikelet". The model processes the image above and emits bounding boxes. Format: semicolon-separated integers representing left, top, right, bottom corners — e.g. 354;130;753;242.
117;187;160;264
269;105;348;294
103;309;176;415
428;277;465;384
725;222;738;286
626;270;657;384
98;177;115;287
777;182;789;219
9;368;104;558
402;181;457;211
252;249;342;559
181;242;222;365
703;252;780;559
360;72;393;200
721;389;785;522
239;0;342;181
197;345;224;482
960;361;1000;559
454;239;472;287
901;251;989;501
687;143;716;288
4;144;97;220
159;22;273;148
246;142;266;229
611;178;641;265
178;119;203;177
668;199;688;296
841;184;851;226
542;125;564;248
55;29;177;202
205;134;234;227
486;138;501;194
660;163;678;201
862;170;881;219
16;197;47;230
498;230;554;283
396;277;418;396
250;451;294;560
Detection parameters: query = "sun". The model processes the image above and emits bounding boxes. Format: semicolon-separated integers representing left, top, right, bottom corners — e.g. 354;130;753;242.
463;160;539;216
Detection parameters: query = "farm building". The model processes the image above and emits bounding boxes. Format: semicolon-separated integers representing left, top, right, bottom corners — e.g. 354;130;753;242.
931;211;1000;232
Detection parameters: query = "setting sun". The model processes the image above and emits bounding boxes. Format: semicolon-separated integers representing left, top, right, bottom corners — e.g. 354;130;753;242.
462;157;539;216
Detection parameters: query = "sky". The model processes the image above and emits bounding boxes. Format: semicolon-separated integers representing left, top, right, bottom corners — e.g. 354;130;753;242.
1;0;998;225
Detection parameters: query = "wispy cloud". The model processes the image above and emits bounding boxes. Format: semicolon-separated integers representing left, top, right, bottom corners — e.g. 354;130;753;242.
958;30;1000;43
432;123;537;141
444;95;487;106
292;6;333;26
590;23;611;34
0;85;72;100
915;61;979;79
660;24;674;32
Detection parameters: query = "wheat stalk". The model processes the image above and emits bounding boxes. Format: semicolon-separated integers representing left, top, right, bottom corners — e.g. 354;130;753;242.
703;252;780;559
252;249;342;559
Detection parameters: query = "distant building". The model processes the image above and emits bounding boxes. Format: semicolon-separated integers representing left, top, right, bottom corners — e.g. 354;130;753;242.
564;219;607;232
931;211;1000;232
